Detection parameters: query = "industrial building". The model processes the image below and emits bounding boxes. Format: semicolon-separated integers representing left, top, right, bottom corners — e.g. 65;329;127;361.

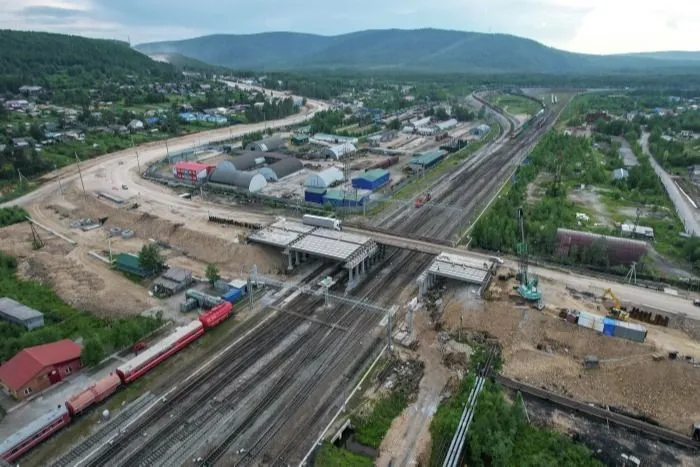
323;189;370;207
152;267;193;297
304;187;327;203
471;124;491;137
247;134;285;152
225;153;265;171
555;228;648;266
352;169;390;191
312;133;358;145
410;149;448;171
435;119;458;131
173;162;213;183
0;297;44;330
323;143;357;160
411;117;432;129
305;167;344;189
0;340;82;400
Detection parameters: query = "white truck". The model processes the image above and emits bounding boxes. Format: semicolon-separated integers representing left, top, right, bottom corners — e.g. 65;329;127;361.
302;214;342;231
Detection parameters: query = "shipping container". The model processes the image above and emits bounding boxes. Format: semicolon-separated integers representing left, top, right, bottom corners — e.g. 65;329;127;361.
593;317;605;333
221;288;242;303
603;317;617;337
116;321;204;384
65;373;122;417
577;311;596;330
199;301;234;330
612;321;647;343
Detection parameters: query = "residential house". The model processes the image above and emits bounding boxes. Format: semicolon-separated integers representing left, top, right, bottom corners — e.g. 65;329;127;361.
4;100;29;110
127;119;145;132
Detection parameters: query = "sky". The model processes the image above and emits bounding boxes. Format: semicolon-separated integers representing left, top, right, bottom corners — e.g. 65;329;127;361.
1;0;699;54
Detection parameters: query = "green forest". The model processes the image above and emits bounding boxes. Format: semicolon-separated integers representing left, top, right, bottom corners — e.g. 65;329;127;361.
0;30;177;93
429;347;601;467
0;251;161;363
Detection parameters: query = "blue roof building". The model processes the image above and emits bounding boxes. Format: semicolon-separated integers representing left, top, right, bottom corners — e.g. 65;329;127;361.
322;189;370;207
352;169;390;191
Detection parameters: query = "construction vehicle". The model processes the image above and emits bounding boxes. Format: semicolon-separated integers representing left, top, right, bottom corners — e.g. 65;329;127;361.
602;288;629;320
516;207;542;301
415;192;432;208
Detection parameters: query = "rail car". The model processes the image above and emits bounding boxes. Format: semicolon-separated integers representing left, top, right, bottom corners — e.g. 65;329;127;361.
0;406;71;463
65;372;122;417
116;321;204;384
1;301;237;463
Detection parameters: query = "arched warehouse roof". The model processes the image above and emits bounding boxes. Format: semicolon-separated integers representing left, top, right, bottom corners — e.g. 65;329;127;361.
228;153;261;171
268;158;303;179
210;161;267;192
304;167;344;189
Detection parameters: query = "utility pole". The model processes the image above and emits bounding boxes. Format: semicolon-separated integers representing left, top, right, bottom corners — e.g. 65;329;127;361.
135;149;141;175
165;140;170;159
54;164;64;195
75;153;87;200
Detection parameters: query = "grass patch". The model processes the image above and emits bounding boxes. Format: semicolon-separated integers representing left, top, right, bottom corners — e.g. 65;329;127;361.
314;442;373;467
488;93;541;116
352;391;408;449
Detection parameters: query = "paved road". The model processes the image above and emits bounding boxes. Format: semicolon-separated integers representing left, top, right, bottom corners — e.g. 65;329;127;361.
612;136;638;167
641;132;700;236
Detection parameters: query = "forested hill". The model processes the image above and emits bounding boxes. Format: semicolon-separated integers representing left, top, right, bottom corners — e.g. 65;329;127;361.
0;30;177;93
136;28;700;74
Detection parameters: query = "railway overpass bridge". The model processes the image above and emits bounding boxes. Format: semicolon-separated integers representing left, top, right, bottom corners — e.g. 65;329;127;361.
246;219;495;294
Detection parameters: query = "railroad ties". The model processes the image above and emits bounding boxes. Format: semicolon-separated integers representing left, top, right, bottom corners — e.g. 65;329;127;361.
208;215;263;230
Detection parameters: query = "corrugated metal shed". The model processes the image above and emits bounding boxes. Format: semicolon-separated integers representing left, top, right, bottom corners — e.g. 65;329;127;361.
352;169;390;191
0;297;44;330
227;153;261;171
555;228;648;266
258;167;278;182
268;158;303;179
305;167;344;189
435;119;458;131
410;149;447;169
322;189;369;207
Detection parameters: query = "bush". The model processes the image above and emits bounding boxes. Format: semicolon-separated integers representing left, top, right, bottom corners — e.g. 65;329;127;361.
0;206;28;227
314;442;373;467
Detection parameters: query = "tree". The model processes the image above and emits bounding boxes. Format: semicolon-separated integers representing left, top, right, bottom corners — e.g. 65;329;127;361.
387;118;401;130
435;107;450;120
138;244;164;275
29;123;43;141
81;338;105;366
205;264;220;286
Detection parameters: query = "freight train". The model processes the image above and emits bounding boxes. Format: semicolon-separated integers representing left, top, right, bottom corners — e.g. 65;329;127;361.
0;301;234;463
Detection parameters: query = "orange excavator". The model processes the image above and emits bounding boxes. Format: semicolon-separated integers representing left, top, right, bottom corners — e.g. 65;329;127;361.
415;192;432;208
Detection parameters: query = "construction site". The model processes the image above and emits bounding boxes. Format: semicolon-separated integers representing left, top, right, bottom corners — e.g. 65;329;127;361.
1;88;699;467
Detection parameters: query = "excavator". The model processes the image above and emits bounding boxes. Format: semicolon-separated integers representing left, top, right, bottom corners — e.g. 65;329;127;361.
602;288;629;321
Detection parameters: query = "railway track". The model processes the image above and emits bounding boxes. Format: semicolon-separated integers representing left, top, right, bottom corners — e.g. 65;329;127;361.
496;375;700;451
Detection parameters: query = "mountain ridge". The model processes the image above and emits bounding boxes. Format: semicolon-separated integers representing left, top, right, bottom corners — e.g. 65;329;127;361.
135;28;700;74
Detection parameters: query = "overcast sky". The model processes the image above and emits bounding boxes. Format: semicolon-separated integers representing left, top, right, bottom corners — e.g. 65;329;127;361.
1;0;698;54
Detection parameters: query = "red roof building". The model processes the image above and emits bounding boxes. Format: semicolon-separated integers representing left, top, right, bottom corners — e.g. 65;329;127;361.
0;340;82;400
173;161;213;183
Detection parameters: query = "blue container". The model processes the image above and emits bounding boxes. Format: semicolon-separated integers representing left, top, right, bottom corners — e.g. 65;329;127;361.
221;288;243;303
603;317;617;337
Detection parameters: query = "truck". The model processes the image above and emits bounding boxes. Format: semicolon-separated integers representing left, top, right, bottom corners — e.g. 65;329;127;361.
302;214;342;231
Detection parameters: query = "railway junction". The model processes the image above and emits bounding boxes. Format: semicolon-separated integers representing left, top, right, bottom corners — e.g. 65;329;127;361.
4;88;700;467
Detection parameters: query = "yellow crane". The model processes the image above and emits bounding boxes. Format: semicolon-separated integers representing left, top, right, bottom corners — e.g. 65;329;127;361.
602;288;629;321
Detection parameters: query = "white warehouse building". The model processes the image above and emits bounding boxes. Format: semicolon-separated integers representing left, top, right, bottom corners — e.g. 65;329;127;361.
305;167;345;189
322;143;357;160
435;118;458;131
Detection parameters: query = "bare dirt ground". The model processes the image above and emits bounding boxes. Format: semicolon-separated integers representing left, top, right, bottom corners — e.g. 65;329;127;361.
376;310;452;467
0;222;154;317
442;275;700;434
567;187;613;226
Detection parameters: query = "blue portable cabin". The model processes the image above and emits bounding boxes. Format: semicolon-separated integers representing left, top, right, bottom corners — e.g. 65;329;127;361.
352;169;390;191
602;317;617;336
221;288;243;303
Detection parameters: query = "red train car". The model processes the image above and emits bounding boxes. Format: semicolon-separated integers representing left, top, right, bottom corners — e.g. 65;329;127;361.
1;406;71;463
116;321;204;384
199;301;233;330
65;372;122;417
